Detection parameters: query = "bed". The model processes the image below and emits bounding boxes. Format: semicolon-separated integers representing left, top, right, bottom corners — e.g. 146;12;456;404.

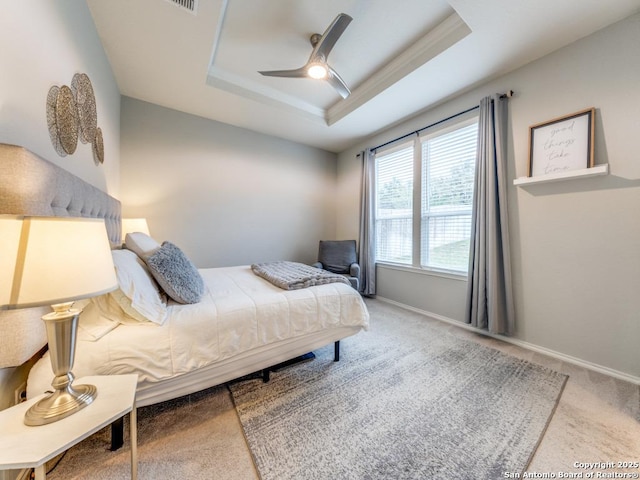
0;144;369;409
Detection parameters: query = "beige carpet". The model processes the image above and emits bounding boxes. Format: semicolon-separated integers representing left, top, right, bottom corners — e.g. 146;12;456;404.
43;385;254;479
229;310;567;479
43;299;640;479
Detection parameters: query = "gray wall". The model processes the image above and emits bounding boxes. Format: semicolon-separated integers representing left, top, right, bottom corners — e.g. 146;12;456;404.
0;1;121;195
0;5;120;479
337;13;640;379
120;97;337;268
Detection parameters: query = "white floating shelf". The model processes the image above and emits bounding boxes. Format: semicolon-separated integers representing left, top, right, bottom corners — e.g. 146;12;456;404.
513;164;608;186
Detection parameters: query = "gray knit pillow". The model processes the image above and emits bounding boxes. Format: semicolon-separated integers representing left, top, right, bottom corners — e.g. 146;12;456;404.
145;242;204;304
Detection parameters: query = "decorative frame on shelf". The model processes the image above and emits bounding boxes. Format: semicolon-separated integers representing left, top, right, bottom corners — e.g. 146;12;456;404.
528;107;595;178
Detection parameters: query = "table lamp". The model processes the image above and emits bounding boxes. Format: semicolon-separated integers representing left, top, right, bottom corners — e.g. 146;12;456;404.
121;218;150;238
0;216;117;426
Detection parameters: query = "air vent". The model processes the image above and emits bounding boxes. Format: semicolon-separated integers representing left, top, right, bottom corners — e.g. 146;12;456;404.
165;0;198;14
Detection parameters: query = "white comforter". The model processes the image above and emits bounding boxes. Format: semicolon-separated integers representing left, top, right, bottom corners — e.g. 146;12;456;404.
27;266;369;398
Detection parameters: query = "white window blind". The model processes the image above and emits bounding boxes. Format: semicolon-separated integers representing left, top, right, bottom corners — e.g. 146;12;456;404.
373;116;479;274
421;121;478;272
375;143;414;264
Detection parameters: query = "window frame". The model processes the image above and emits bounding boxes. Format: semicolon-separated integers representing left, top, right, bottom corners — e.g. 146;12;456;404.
373;113;479;278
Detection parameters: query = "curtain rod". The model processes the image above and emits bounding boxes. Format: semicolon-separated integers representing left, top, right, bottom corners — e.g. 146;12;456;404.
370;90;514;153
371;105;478;152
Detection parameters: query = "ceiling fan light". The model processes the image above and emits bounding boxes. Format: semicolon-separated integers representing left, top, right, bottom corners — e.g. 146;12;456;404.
307;63;328;79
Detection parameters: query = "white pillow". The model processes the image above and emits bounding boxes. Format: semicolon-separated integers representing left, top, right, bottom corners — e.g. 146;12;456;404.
91;292;160;326
77;300;120;341
111;249;168;325
125;232;161;259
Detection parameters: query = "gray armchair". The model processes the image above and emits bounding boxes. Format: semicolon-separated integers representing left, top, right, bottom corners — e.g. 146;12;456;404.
312;240;360;291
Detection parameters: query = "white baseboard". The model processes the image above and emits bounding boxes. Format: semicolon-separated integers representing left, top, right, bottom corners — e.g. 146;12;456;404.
376;296;640;386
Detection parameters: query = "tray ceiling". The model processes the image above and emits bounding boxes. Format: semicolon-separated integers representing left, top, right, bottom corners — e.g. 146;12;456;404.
87;0;640;152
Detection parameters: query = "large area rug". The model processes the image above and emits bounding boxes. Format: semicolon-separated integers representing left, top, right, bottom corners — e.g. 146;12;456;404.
229;302;568;480
43;301;570;479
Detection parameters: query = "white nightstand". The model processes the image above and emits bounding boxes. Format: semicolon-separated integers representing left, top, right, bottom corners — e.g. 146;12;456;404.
0;375;138;480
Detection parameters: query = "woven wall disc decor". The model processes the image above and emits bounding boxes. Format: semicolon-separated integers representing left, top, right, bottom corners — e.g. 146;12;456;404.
46;86;67;157
46;72;104;163
71;73;97;144
55;85;79;155
92;127;104;165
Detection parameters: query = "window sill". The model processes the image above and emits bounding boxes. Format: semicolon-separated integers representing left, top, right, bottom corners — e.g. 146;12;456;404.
376;262;468;281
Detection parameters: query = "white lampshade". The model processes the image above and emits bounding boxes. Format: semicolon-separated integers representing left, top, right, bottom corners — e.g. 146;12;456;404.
121;217;150;238
0;216;118;310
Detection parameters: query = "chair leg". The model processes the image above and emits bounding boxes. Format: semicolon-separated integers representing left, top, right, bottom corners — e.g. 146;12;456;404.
334;341;340;362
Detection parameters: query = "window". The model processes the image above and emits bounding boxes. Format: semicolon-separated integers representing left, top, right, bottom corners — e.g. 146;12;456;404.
375;143;414;264
375;117;478;273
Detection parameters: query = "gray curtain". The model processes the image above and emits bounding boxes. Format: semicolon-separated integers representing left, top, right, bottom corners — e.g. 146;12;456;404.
466;95;515;334
358;149;376;296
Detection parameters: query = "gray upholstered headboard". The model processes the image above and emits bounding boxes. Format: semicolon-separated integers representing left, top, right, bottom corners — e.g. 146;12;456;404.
0;143;122;367
0;143;121;244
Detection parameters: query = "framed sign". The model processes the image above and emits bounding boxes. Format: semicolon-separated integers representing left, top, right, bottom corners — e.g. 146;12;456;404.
528;108;595;177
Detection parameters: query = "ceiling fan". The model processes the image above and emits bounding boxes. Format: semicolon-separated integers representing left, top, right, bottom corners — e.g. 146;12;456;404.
258;13;353;99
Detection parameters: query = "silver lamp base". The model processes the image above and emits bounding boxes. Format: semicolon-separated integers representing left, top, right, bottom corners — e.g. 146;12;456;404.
24;379;97;426
24;302;98;426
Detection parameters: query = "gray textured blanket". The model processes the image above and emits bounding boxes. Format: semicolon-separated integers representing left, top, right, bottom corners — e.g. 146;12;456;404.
251;261;351;290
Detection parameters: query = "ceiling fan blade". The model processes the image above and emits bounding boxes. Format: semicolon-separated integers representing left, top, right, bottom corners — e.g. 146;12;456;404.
326;66;351;99
258;13;352;98
311;13;352;61
259;67;308;78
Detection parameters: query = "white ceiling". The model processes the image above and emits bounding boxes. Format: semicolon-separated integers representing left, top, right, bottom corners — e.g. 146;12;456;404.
87;0;640;153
